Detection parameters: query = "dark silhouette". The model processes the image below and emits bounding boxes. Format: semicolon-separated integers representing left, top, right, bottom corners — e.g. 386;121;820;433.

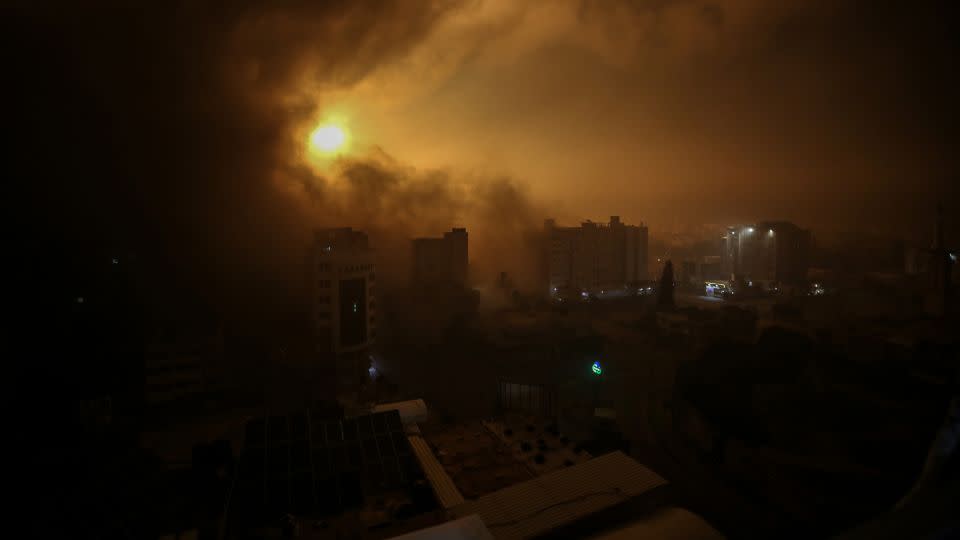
657;260;675;310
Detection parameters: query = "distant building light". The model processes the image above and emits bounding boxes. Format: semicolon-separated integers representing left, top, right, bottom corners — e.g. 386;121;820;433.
111;257;119;265
352;302;358;313
768;229;774;235
951;253;958;262
592;361;603;376
368;366;378;379
76;297;84;304
581;291;588;297
746;227;754;233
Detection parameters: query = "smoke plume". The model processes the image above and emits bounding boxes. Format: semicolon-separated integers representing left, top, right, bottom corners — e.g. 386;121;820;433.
9;0;544;325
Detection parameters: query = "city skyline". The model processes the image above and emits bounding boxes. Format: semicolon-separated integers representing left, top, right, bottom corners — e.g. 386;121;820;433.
11;1;958;314
8;2;958;538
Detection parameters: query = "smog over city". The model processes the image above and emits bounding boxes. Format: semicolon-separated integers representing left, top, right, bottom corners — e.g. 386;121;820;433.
9;1;958;538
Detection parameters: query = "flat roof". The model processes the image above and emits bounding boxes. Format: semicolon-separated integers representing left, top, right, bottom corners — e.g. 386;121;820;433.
450;451;667;540
387;514;493;540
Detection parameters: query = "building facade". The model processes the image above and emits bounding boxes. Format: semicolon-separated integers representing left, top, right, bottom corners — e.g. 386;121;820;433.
411;228;468;287
311;228;377;393
720;221;811;287
544;216;648;295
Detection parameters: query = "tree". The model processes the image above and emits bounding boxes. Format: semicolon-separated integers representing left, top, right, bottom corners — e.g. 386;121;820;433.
657;260;675;310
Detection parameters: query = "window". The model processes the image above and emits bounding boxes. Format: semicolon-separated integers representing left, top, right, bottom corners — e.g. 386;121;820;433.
369;272;376;282
318;279;330;288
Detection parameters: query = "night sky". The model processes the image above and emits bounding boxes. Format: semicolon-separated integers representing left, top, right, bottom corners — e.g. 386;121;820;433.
8;0;958;312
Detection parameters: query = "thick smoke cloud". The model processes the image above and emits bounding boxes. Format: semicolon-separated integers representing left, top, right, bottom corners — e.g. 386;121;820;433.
9;0;957;329
286;151;545;290
353;0;958;241
10;0;544;325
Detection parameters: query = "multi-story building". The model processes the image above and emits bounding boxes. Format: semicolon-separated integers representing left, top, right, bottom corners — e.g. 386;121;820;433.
144;325;223;407
544;216;648;295
411;228;468;287
720;221;811;287
311;228;377;394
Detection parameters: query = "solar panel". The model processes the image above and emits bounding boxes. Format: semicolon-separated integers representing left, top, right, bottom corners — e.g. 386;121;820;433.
232;408;424;525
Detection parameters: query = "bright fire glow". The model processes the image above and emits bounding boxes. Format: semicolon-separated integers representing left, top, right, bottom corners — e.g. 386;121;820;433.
310;124;346;152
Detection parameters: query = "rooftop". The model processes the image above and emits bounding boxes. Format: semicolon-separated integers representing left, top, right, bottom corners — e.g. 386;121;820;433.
449;451;668;540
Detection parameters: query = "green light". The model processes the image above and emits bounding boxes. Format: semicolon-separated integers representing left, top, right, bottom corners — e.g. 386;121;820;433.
592;361;602;376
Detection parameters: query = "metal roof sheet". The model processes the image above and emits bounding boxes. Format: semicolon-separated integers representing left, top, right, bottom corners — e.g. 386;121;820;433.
387;514;493;540
408;433;465;509
374;399;429;425
450;451;667;540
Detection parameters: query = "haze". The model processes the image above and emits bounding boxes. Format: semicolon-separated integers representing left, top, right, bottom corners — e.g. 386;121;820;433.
10;0;958;307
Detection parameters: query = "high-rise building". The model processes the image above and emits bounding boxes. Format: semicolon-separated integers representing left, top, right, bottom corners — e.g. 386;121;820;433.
411;228;468;287
544;216;648;295
721;221;811;287
311;228;376;393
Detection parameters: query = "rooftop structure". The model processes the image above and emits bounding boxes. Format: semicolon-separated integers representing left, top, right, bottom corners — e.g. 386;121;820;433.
449;451;667;539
